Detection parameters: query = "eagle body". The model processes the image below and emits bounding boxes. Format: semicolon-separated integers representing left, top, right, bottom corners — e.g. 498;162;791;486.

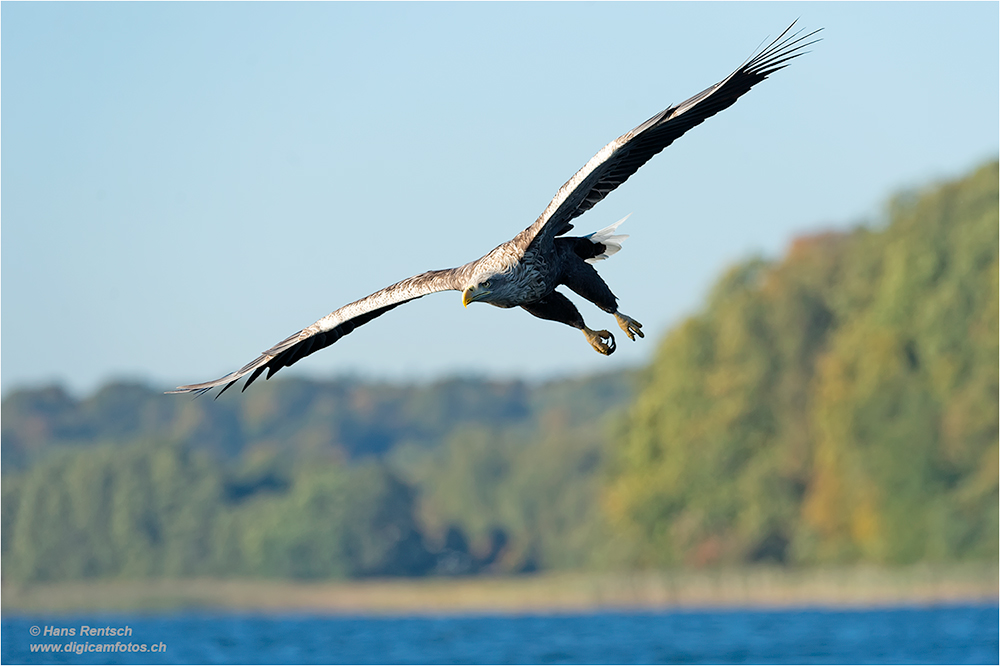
460;230;627;358
462;233;605;310
170;23;819;397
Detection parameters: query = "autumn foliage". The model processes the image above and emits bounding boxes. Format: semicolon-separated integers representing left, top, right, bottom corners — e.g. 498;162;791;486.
606;162;998;567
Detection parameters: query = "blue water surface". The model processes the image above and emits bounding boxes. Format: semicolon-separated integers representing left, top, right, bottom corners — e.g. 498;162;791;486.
3;604;997;664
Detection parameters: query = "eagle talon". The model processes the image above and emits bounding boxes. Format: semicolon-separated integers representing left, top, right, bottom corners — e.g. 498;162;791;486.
615;312;644;342
584;327;616;355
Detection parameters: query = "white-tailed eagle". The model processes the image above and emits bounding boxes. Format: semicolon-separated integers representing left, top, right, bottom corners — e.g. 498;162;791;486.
170;23;819;397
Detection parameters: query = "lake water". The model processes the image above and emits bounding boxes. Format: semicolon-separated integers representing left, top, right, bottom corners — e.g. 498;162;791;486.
3;604;997;664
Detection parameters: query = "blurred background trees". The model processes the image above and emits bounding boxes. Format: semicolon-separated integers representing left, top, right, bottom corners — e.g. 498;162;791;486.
2;162;996;581
606;161;998;567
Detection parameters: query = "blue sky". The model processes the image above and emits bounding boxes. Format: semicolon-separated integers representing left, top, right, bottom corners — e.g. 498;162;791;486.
2;2;998;396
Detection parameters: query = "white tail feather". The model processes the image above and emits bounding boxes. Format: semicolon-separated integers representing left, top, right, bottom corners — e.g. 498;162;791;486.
584;214;630;264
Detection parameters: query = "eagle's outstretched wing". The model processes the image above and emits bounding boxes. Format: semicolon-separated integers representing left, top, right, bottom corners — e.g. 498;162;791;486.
519;22;820;246
168;268;463;396
171;23;817;397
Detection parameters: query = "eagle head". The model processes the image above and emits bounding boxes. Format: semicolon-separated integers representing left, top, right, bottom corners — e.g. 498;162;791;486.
463;246;530;308
463;268;522;307
462;278;495;307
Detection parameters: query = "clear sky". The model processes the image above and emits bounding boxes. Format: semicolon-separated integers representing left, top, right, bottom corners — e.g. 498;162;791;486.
2;2;998;396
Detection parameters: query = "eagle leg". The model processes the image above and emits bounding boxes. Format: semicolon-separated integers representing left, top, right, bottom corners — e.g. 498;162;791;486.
520;291;616;355
583;327;616;355
615;312;644;342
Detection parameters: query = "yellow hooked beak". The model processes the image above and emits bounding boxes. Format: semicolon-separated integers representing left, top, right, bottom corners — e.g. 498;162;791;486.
462;285;490;308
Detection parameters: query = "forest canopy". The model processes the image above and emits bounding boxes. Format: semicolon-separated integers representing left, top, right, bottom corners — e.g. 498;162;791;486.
606;161;998;567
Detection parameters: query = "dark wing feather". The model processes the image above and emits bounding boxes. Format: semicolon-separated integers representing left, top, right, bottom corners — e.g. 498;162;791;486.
519;22;820;245
167;268;463;397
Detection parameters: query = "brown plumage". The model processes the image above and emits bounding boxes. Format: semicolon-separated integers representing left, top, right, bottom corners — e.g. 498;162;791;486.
169;22;819;397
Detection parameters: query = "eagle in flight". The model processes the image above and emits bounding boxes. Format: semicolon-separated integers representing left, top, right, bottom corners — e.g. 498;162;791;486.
170;23;819;397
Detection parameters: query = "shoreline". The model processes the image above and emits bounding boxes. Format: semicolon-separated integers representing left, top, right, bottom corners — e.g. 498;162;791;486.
3;565;997;616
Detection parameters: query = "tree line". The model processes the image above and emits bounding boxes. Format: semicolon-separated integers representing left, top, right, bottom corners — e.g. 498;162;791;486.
2;161;996;580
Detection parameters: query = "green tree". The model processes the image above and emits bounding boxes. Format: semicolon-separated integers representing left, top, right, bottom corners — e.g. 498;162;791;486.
228;460;433;578
400;414;614;572
799;162;999;563
5;441;222;580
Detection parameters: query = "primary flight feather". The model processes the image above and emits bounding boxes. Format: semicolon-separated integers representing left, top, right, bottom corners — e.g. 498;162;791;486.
170;22;820;397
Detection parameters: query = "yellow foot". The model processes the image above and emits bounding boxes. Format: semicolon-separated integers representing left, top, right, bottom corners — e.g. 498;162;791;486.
615;312;645;341
583;327;616;355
